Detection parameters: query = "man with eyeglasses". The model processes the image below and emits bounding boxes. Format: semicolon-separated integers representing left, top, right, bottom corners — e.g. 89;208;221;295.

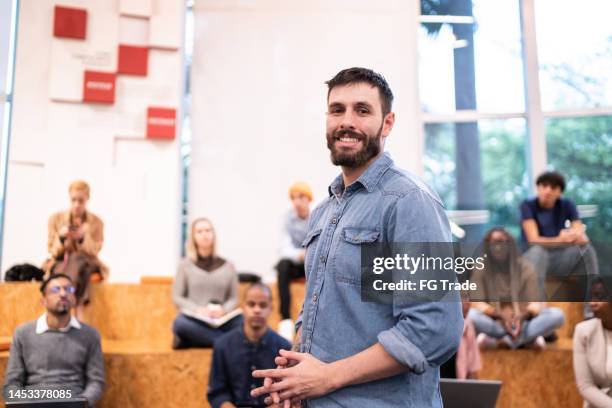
3;273;105;406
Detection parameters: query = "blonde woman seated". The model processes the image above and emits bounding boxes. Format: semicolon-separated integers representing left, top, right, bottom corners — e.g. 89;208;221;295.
172;218;241;348
43;180;108;317
574;278;612;408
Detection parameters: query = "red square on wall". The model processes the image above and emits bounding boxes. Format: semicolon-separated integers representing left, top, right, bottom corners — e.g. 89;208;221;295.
83;71;116;104
53;6;87;40
147;107;177;140
118;45;148;76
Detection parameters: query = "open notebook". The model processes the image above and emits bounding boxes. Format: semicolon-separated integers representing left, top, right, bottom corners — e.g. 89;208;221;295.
181;308;243;328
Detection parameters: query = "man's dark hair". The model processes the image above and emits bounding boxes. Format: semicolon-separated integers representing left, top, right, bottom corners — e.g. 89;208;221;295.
536;171;566;192
40;273;73;294
244;282;273;302
326;67;394;116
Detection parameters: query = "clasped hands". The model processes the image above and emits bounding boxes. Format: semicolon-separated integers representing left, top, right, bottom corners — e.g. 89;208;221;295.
499;307;523;339
559;228;588;245
250;349;337;408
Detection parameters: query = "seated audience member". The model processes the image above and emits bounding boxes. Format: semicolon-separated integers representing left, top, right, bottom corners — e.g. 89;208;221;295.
276;182;312;341
207;283;291;408
573;278;612;407
470;227;565;350
43;180;107;315
172;218;241;348
520;171;599;299
441;292;481;379
3;273;105;407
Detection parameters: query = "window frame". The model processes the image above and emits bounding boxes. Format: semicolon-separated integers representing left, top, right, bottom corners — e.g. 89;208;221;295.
417;0;612;190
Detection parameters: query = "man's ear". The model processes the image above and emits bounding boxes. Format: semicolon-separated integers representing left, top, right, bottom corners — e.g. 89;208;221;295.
40;297;46;308
382;112;395;138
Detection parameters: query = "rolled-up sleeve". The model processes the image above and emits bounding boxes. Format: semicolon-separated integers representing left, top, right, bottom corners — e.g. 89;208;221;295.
378;301;463;373
378;190;463;373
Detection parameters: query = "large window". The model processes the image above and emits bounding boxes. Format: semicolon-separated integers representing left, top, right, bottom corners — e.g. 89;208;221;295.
547;116;612;241
535;0;612;111
419;0;612;242
419;0;524;115
424;119;528;237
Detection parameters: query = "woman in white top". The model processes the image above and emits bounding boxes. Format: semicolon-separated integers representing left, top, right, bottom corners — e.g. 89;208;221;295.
574;278;612;407
171;218;241;348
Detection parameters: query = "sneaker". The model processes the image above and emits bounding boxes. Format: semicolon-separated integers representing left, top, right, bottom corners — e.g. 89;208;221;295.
477;333;498;350
526;335;546;351
278;319;294;342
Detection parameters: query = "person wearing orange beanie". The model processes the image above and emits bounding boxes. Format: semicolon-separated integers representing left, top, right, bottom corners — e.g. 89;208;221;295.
276;182;312;342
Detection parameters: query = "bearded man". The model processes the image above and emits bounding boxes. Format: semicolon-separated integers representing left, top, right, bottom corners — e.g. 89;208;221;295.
252;67;463;408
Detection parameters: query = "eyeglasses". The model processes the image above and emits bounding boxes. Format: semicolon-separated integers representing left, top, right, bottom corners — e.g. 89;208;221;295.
48;285;76;294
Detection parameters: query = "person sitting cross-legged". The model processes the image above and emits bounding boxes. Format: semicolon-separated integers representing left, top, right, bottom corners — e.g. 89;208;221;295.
470;227;565;350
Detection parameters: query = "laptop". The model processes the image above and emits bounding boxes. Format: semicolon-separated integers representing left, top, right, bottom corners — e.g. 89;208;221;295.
440;378;502;408
5;398;88;408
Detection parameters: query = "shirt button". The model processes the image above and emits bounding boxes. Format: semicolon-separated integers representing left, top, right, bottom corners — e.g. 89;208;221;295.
331;218;338;224
312;294;318;303
251;365;256;371
251;384;256;389
320;255;326;264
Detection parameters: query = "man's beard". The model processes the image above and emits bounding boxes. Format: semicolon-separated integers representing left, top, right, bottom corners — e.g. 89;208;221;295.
51;303;71;316
326;125;382;168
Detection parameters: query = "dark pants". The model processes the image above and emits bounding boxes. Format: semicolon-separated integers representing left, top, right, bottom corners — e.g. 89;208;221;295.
172;313;242;348
276;259;305;320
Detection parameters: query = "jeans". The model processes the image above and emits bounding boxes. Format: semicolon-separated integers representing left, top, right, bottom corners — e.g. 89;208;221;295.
523;244;599;302
172;313;243;348
275;259;305;320
468;307;565;348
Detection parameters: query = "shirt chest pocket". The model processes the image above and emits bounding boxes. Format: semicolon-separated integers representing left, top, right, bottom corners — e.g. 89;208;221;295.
301;229;322;279
332;227;380;285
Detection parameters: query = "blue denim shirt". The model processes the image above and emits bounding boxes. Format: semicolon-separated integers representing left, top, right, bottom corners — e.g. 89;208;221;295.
297;153;463;408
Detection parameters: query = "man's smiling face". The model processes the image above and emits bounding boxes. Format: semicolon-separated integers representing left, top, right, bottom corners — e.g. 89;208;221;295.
326;82;392;168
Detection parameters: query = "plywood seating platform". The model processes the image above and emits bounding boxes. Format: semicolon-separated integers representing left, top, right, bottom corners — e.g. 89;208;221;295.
0;282;586;407
548;301;585;339
479;338;580;408
0;338;581;408
0;283;580;341
0;281;306;342
100;340;213;407
0;341;215;408
0;337;10;352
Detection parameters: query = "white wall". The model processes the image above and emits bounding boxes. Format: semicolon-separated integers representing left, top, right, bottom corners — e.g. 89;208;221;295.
190;0;422;281
1;0;184;282
0;0;16;216
0;0;14;97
